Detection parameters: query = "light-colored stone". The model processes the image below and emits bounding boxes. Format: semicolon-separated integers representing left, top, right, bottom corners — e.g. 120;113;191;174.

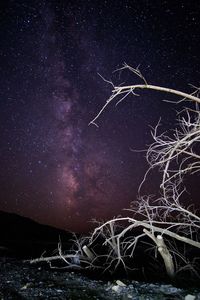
185;295;196;300
116;279;126;287
112;285;122;293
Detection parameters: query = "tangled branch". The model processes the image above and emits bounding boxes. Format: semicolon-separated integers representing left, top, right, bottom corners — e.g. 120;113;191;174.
30;65;200;282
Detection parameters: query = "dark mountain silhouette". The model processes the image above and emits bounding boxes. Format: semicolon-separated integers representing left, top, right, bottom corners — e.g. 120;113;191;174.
0;210;74;258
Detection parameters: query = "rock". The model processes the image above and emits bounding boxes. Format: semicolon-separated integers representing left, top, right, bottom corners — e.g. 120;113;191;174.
20;282;33;290
185;295;196;300
116;279;126;287
112;285;122;293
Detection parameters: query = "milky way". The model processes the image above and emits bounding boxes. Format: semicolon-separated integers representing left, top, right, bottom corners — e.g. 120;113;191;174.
1;0;200;232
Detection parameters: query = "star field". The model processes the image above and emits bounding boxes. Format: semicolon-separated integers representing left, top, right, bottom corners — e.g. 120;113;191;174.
0;0;200;232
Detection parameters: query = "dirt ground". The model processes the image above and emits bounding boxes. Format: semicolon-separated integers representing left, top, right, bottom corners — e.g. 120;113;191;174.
0;257;200;300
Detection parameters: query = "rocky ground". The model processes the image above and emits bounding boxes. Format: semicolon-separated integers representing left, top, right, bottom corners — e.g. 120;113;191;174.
0;257;200;300
0;212;199;299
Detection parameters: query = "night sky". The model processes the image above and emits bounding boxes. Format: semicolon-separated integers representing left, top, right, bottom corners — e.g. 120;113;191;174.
1;0;200;232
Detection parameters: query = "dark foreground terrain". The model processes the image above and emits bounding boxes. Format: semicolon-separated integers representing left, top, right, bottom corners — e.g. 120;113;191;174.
0;257;200;300
0;211;200;299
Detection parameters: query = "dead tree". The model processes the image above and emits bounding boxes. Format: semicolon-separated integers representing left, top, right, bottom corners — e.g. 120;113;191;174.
30;64;200;280
87;64;200;279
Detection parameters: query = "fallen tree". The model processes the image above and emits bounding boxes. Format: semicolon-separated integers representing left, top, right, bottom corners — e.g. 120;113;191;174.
30;64;200;283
